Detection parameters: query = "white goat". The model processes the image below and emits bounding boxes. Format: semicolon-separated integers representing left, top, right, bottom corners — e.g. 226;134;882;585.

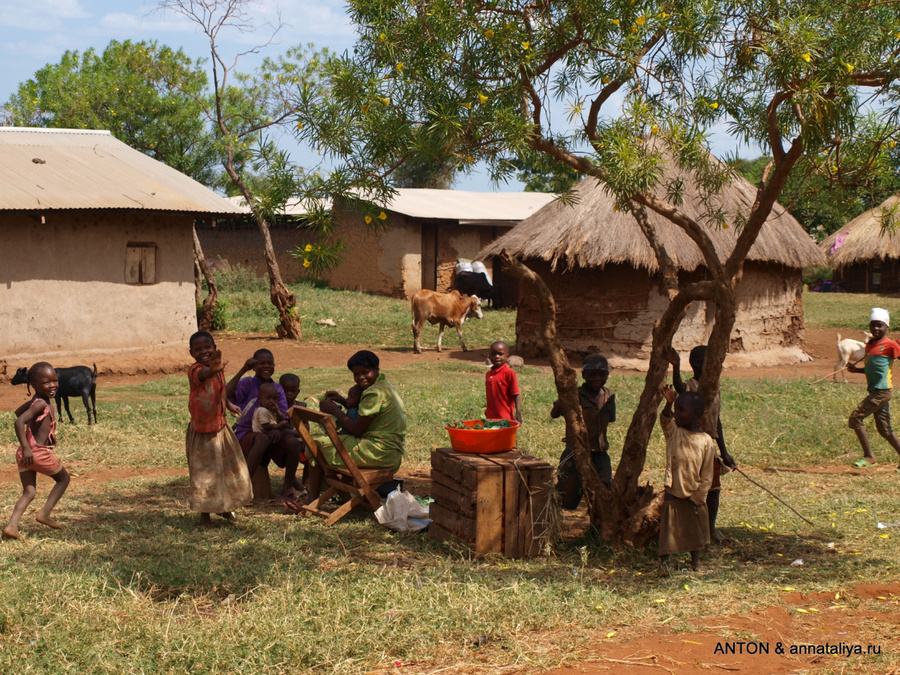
834;332;872;383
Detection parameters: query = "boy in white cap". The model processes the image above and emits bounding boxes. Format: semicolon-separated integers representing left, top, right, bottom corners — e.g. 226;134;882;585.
846;307;900;468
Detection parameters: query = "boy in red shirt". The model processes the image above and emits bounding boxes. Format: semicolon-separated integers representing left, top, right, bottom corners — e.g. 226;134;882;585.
847;307;900;468
485;341;522;422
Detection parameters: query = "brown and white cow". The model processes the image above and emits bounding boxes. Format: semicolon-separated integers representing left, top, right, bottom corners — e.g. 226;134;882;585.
411;290;483;354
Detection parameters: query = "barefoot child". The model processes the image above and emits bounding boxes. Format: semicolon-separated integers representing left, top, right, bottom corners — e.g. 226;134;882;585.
847;308;900;468
658;385;716;572
666;346;737;542
552;353;616;509
186;331;253;527
486;341;522;422
3;362;71;539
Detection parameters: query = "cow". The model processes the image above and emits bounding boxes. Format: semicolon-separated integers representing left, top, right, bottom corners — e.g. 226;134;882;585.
412;290;483;354
453;270;499;308
11;364;98;425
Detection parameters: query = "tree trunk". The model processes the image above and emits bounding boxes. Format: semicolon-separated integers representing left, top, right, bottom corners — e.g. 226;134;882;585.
192;224;220;332
222;162;302;339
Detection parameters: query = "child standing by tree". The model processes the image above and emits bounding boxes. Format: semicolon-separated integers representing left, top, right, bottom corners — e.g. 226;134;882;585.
847;308;900;468
3;362;71;539
186;331;252;528
485;341;522;422
666;345;736;542
552;353;616;508
658;385;716;572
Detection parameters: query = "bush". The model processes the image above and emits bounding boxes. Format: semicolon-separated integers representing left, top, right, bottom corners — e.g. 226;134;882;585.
802;264;833;286
207;264;268;294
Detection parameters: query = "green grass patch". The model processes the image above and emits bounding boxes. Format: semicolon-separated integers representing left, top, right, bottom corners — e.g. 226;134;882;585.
803;290;900;330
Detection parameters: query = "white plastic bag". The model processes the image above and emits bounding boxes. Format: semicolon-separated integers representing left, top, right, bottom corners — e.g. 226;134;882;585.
375;489;431;532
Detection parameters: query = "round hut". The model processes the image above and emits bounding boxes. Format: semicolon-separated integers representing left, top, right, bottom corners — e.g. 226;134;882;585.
820;195;900;293
478;174;825;368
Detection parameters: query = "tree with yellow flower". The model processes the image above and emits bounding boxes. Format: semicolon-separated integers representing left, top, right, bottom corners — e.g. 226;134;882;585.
295;0;900;543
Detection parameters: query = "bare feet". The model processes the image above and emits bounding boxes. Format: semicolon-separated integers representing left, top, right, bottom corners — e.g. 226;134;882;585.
36;513;62;530
2;525;21;540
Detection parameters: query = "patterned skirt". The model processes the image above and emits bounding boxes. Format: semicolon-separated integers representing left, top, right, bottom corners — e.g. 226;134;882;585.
185;423;253;513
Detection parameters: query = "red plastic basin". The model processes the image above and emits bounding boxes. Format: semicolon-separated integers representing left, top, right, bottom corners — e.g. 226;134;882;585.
444;420;520;454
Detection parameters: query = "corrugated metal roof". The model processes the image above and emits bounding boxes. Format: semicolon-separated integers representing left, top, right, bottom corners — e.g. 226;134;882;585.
225;195;332;216
379;188;557;222
0;127;243;215
229;188;555;223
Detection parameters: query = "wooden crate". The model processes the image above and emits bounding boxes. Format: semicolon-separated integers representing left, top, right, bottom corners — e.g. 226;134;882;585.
429;448;553;558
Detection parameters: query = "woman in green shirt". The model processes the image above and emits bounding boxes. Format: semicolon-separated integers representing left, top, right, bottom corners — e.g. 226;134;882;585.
314;350;407;477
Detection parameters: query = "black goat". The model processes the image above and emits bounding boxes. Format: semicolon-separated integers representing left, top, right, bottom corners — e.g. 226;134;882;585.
11;364;98;425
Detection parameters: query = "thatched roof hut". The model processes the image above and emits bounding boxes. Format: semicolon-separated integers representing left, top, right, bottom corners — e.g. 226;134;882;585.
480;174;825;367
820;196;900;293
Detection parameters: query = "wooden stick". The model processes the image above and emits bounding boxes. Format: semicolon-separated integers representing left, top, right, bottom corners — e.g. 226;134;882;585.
808;357;865;385
733;467;815;526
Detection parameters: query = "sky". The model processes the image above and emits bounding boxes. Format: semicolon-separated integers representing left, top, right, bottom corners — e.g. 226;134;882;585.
0;0;755;192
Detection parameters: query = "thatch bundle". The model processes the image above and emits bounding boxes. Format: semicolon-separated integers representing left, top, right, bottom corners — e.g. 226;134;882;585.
820;195;900;270
480;170;824;272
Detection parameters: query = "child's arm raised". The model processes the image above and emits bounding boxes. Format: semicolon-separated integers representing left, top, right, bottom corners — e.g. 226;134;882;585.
196;350;227;382
663;347;686;394
225;357;257;399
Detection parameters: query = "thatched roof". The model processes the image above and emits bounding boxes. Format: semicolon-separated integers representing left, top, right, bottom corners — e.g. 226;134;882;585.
479;171;824;272
820;196;900;270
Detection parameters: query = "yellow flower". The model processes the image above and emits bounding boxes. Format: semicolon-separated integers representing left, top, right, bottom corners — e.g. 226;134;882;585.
378;211;388;220
396;62;404;72
379;97;391;105
890;140;897;148
801;52;811;63
361;105;369;113
723;223;729;229
303;259;311;268
478;93;489;104
304;244;313;252
379;33;386;41
463;102;472;109
895;32;900;39
484;29;494;38
844;62;855;72
297;121;303;130
522;41;530;50
659;12;670;18
709;101;719;109
651;125;659;134
636;15;646;25
611;18;620;26
365;215;373;224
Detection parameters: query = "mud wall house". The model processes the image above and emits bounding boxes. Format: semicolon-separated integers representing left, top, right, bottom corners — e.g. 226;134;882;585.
0;127;243;371
479;174;826;367
820;195;900;293
325;189;557;303
195;197;331;283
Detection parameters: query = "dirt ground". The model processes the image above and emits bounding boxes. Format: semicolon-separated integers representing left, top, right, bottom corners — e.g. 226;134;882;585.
2;326;894;675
